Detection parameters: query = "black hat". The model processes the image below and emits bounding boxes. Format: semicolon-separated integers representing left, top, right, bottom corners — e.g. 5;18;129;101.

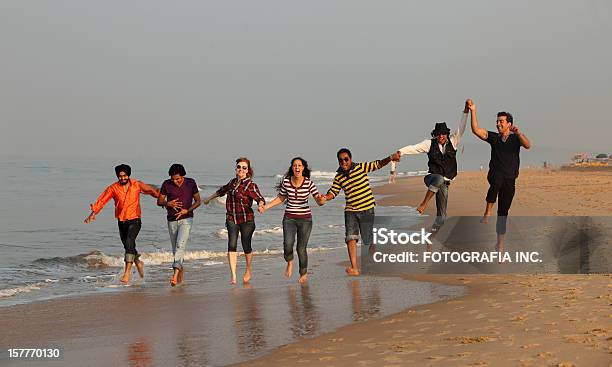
431;122;451;137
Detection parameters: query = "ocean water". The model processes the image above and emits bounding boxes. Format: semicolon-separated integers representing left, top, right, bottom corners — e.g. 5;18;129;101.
0;159;426;306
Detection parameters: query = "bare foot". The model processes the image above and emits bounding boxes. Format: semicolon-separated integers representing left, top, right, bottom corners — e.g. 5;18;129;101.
230;278;237;285
298;273;308;284
284;260;293;278
480;210;492;224
120;272;130;284
135;259;145;278
416;203;426;214
177;268;184;284
243;270;252;284
345;267;360;276
170;273;178;287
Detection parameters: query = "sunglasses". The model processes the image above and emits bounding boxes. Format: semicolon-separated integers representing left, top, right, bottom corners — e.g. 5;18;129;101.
338;157;350;163
236;165;248;170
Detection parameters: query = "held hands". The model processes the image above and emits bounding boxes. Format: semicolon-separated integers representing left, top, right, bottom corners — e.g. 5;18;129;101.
465;99;475;112
258;202;265;214
315;193;326;206
203;194;216;205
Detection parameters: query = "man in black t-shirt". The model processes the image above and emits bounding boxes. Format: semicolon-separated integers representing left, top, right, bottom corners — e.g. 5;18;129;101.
467;99;531;235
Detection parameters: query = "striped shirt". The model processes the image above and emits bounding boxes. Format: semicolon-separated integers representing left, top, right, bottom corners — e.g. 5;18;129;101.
279;176;320;218
327;160;388;212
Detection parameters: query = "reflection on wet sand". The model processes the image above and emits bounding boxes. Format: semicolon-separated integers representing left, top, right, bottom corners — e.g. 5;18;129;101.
350;279;381;322
177;334;209;367
287;285;320;338
1;250;464;367
232;286;267;356
127;340;152;367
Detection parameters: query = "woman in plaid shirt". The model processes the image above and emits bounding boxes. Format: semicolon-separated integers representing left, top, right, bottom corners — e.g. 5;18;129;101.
204;157;265;285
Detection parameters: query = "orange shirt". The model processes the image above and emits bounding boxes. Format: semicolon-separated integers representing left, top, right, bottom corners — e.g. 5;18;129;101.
91;179;159;221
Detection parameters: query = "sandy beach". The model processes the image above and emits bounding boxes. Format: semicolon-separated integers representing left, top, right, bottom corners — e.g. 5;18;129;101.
241;274;610;367
239;169;612;367
3;1;612;365
375;168;612;216
0;249;465;366
1;169;610;366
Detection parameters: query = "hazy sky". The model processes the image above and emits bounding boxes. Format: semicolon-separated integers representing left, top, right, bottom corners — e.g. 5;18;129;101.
1;0;610;169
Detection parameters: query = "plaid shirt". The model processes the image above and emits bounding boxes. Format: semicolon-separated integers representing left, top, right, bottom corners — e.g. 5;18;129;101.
216;177;265;224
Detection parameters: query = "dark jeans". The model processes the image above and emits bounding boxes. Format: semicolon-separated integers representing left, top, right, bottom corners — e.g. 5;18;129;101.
226;220;255;254
282;217;313;276
486;172;516;234
344;208;375;245
423;174;449;227
118;218;141;263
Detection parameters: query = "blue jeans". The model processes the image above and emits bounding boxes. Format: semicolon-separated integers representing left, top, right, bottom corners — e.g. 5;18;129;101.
226;220;255;254
283;217;313;276
167;218;193;269
424;174;449;227
344;208;375;245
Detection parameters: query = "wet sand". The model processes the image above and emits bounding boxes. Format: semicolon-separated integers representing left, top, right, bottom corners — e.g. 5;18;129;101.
241;274;611;367
239;169;612;367
2;169;610;366
0;249;464;366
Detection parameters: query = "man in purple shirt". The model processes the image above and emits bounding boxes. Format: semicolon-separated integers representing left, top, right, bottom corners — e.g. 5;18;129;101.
157;163;201;286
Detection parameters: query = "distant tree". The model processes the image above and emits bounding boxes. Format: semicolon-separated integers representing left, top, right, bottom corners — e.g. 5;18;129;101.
596;153;607;159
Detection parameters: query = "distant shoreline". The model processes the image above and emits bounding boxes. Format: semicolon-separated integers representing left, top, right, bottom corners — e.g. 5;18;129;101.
559;165;612;172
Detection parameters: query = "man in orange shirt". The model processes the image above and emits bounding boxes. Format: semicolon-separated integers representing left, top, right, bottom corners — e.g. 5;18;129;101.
84;164;160;283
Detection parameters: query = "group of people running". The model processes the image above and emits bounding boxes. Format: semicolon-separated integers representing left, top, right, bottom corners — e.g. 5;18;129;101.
84;98;531;286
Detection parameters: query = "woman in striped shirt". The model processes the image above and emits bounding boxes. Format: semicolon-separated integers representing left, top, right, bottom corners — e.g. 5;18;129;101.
262;157;325;284
204;157;265;285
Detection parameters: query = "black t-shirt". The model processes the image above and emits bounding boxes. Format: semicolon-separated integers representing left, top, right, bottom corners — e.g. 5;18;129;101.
486;131;521;178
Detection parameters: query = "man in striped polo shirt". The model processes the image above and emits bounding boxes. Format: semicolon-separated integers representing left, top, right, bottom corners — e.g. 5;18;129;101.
323;148;401;275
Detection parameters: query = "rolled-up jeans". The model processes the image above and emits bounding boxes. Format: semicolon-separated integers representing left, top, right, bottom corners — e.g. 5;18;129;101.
423;174;449;227
344;208;375;245
167;217;193;269
118;218;141;263
282;217;313;276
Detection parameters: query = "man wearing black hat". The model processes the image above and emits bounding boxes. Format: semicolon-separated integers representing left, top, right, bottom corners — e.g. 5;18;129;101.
392;100;469;231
